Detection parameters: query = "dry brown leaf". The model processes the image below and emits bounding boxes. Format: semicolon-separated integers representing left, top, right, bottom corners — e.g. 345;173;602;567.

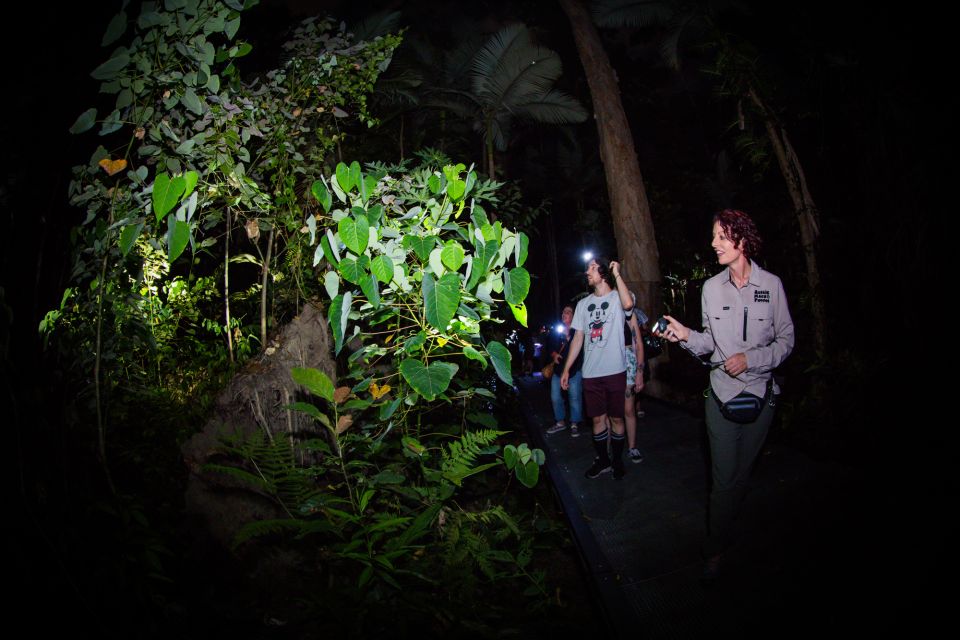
334;386;351;404
336;414;353;434
245;219;260;240
98;158;127;176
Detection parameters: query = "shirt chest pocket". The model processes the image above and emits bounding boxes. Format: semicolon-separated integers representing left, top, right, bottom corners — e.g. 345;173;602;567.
709;306;734;334
749;307;775;345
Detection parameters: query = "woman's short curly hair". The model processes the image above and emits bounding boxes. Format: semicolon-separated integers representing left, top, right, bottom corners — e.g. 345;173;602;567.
713;209;762;259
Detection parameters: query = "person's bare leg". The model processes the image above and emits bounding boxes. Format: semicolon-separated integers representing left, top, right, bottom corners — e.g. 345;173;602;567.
624;389;637;449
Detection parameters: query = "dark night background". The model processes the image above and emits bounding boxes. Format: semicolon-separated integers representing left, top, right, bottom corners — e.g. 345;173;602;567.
2;0;952;634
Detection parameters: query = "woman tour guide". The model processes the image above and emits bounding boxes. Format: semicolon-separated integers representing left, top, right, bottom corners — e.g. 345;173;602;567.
655;209;795;582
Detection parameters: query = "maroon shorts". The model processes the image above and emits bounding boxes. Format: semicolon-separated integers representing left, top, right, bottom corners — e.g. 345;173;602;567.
583;372;627;419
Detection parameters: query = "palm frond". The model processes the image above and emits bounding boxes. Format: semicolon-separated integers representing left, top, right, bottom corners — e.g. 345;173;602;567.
514;89;589;124
350;9;403;42
374;66;424;107
421;88;480;119
440;33;486;87
590;0;674;29
492;47;565;106
472;24;565;106
471;23;530;88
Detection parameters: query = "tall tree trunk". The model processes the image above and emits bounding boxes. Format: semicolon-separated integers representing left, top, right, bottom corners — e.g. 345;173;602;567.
558;0;661;318
748;87;827;360
485;132;496;178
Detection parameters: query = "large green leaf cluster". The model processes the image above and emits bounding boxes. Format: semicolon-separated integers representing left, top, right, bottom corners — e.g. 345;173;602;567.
51;1;402;397
314;160;532;405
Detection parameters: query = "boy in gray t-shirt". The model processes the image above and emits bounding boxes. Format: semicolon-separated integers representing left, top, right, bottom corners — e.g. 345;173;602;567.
561;257;636;479
573;288;627;379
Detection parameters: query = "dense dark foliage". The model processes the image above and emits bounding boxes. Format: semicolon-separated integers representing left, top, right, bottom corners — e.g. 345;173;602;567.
4;0;949;635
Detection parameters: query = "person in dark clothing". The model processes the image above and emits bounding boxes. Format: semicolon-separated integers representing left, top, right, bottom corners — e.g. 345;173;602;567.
546;305;583;437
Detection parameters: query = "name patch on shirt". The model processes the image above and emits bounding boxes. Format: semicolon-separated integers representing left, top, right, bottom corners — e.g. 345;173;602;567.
754;290;770;303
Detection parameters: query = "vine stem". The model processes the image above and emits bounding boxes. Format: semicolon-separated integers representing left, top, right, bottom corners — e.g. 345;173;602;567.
259;226;275;347
94;191;119;496
225;207;234;363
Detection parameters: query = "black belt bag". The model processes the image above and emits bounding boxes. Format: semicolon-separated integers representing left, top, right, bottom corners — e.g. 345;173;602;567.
714;379;774;424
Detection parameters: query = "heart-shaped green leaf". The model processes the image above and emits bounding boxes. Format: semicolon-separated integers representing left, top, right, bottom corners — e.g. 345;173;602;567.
119;223;143;256
509;302;528;327
423;272;461;331
366;204;383;226
182;171;199;198
69;108;97;134
404;331;426;354
371;254;394;284
515;460;539;488
467;239;498;290
359;273;380;308
167;219;191;262
320;232;339;266
399;359;458;401
464;170;477;197
349;161;362;191
503;444;518;469
504;267;530;305
428;247;446;277
441;240;465;271
323;271;339;299
427;173;443;194
338;214;369;255
447;179;466;201
181;88;203;114
311;180;332;212
291;367;334;403
463;346;487;367
402;235;436;262
360;175;377;204
329;292;351;354
153;172;186;222
338;256;365;285
91;52;130;80
335;162;353;192
531;448;545;465
516;231;529;267
486;340;512;385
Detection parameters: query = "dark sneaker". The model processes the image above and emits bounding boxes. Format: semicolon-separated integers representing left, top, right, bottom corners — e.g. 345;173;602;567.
570;423;580;437
546;422;567;435
628;448;644;464
613;462;625;480
585;457;612;479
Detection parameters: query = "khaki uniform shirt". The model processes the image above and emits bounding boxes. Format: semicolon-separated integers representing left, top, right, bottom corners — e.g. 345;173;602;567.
686;260;795;402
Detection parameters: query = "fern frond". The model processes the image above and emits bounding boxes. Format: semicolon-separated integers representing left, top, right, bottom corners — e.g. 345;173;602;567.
232;518;306;548
440;429;508;485
202;463;276;494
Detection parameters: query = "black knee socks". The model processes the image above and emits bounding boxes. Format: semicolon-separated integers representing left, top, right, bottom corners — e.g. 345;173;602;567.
592;430;610;463
610;430;625;465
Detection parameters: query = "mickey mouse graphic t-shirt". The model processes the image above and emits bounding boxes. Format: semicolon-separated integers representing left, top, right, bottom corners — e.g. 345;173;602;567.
572;289;627;379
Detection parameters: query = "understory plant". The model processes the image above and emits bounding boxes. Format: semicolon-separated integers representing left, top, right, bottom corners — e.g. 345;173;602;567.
207;159;550;630
44;0;401;484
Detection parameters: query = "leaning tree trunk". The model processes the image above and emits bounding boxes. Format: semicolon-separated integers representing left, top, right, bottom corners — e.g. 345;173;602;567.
558;0;661;319
182;301;337;550
748;87;827;361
